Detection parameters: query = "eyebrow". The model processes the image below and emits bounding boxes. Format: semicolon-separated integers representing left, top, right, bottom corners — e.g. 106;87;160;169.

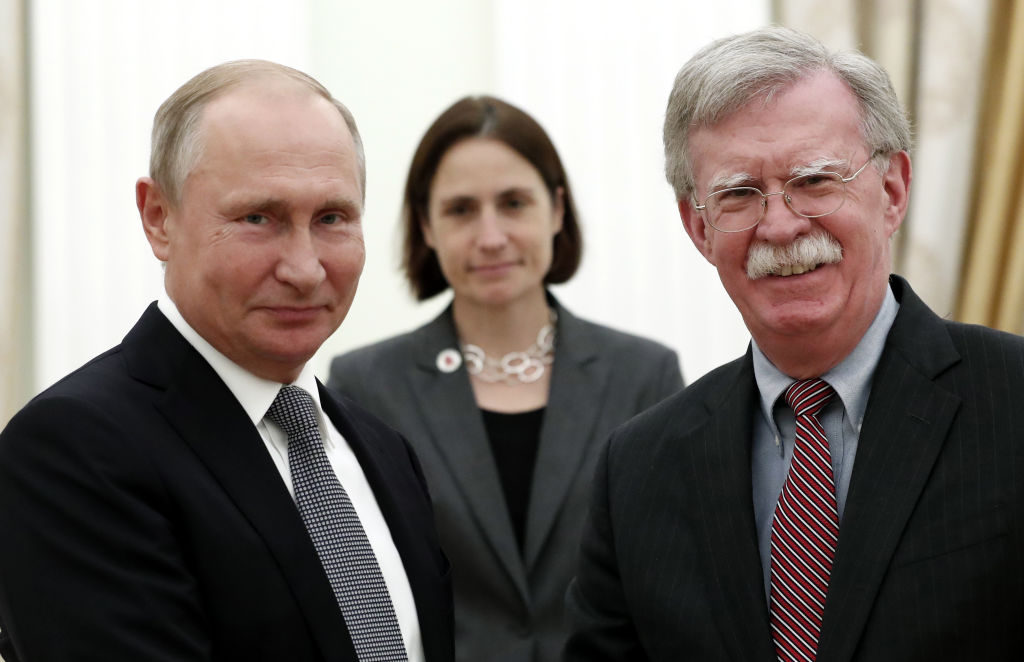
227;196;362;218
497;186;537;199
790;157;850;177
437;193;475;207
320;198;362;217
708;172;755;192
704;156;853;195
438;186;537;204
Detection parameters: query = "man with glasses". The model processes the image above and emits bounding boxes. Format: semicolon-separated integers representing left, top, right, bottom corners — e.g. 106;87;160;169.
566;26;1024;661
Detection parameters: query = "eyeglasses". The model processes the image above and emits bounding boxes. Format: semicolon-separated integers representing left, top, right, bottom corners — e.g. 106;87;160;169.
693;156;875;233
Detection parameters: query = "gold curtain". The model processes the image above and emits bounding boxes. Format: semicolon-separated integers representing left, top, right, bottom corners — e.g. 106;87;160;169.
775;1;992;320
957;0;1024;332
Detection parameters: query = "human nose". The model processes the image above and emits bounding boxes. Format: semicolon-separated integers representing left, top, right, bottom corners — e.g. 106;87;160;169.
476;207;508;251
276;227;326;293
754;188;812;244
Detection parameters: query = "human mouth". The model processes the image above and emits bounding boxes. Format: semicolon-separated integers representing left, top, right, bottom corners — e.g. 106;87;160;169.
746;233;842;280
260;305;328;322
775;262;820;277
471;261;519;274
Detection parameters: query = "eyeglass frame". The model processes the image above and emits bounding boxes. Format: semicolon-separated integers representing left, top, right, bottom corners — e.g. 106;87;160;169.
691;155;877;233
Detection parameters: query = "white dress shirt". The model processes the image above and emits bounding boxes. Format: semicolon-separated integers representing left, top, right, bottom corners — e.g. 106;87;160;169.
158;296;424;662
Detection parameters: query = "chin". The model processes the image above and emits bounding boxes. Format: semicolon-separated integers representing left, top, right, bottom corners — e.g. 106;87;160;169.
255;333;325;364
761;305;843;338
463;285;521;308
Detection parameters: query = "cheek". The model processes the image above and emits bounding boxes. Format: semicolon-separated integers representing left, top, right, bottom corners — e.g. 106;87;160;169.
707;232;748;270
703;234;718;266
325;242;367;282
433;232;468;269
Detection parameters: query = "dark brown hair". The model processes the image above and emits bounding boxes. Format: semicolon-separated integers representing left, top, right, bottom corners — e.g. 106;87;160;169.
401;95;583;300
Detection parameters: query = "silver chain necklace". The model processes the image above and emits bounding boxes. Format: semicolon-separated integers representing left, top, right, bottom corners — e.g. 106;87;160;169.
461;309;557;384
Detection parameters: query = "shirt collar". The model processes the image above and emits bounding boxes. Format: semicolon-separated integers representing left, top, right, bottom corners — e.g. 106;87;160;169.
752;283;899;434
157;295;324;426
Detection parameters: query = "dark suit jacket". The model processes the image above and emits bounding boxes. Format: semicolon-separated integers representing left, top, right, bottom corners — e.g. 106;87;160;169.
328;297;683;662
0;304;453;662
566;276;1024;661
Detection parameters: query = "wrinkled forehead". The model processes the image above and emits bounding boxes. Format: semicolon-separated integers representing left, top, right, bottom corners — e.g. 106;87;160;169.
689;73;866;191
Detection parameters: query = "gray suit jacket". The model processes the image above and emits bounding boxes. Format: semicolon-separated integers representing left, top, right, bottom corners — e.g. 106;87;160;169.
328;297;683;662
565;275;1024;661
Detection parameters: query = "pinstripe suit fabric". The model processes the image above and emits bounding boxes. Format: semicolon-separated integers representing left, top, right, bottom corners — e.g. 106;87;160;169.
566;276;1024;662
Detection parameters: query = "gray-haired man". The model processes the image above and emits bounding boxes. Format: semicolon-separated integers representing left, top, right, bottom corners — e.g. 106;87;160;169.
566;26;1024;662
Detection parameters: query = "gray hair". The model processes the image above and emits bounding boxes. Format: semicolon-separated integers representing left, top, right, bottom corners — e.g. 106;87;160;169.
663;26;912;200
150;59;366;206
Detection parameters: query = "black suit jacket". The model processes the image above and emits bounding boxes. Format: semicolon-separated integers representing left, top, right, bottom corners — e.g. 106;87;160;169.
566;276;1024;661
0;304;453;662
328;297;683;662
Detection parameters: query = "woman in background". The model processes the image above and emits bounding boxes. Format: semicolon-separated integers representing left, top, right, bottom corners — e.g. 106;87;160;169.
328;95;683;662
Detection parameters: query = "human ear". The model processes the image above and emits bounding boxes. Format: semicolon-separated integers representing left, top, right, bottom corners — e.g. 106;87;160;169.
881;150;912;237
420;213;436;249
137;177;173;261
550;186;565;235
678;198;716;265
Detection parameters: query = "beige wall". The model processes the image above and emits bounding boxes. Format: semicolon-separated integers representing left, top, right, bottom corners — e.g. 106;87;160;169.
16;0;767;402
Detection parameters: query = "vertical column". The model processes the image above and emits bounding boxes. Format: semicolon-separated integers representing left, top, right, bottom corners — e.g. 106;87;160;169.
0;0;30;428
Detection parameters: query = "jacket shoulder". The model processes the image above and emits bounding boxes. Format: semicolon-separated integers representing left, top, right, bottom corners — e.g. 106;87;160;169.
572;317;679;362
608;353;747;453
10;344;134;421
943;317;1024;352
329;331;420;384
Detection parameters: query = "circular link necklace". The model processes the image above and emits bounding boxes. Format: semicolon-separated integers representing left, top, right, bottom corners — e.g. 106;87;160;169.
461;309;557;384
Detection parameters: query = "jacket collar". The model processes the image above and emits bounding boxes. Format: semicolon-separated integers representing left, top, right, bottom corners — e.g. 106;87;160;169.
122;304;360;661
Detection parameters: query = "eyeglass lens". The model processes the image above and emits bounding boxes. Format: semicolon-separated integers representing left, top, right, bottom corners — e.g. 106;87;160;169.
706;172;847;232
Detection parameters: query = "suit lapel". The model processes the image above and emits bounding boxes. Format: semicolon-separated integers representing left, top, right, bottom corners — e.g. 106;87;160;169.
407;309;531;602
124;306;355;662
684;354;778;662
523;302;605;568
817;277;962;662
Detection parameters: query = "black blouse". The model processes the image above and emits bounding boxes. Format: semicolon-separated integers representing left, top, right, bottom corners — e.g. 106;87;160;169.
480;407;545;552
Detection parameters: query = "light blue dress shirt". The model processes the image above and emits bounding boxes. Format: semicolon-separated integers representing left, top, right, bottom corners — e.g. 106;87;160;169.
750;285;899;601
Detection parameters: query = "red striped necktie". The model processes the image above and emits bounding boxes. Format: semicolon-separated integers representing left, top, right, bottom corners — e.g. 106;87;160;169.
769;378;838;662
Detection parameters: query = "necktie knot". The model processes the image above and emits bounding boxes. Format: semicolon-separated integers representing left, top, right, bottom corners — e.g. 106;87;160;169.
266;385;319;438
784;378;835;419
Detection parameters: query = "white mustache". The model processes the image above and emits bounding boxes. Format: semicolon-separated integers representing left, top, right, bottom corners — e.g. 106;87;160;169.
746;233;843;280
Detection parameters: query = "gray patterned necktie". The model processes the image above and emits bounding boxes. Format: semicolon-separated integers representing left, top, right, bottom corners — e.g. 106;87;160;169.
266;385;408;662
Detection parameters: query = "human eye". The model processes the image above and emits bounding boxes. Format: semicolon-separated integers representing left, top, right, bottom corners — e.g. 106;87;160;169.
442;198;476;218
319;212;346;226
243;213;270;225
720;187;757;199
710;187;760;212
788;173;843;205
500;192;531;211
791;173;835;189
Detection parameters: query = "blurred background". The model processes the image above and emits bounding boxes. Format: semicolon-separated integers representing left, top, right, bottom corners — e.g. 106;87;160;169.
2;0;1021;427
